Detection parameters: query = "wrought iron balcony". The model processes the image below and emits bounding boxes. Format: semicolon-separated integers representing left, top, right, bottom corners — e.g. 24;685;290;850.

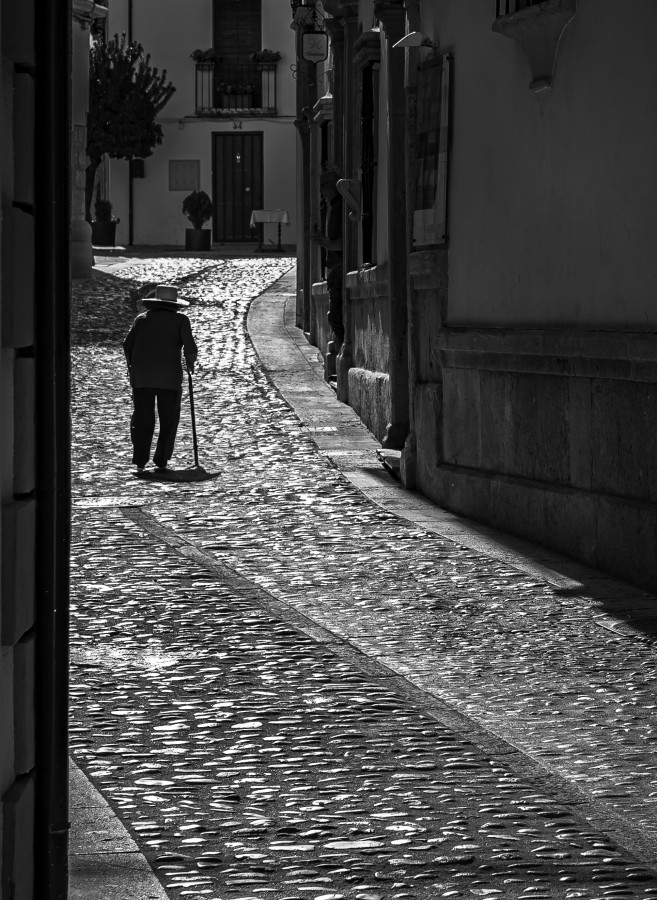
195;61;278;116
496;0;543;15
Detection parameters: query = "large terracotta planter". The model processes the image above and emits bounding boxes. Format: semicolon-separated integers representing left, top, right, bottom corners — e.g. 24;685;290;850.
185;228;211;251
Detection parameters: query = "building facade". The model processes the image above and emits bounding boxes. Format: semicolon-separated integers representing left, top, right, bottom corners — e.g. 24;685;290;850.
299;0;657;590
106;0;298;250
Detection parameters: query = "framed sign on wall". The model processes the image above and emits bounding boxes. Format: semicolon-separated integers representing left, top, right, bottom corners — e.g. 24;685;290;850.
169;160;200;192
412;53;452;248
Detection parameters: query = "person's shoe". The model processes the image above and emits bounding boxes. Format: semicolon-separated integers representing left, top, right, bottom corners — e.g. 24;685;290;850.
154;465;167;473
136;466;145;473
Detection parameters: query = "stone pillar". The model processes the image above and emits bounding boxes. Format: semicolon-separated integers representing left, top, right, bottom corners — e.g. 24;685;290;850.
321;18;345;382
400;0;421;487
291;2;320;333
375;0;409;450
294;115;312;331
325;18;345;174
334;3;358;403
71;4;106;279
309;95;334;350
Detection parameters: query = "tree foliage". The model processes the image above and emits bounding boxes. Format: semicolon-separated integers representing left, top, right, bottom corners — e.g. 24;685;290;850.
85;33;176;221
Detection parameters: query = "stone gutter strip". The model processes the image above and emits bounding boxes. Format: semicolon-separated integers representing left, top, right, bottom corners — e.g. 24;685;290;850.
69;760;169;900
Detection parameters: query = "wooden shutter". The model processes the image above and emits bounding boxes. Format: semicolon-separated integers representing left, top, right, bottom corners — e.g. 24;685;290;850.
213;0;262;62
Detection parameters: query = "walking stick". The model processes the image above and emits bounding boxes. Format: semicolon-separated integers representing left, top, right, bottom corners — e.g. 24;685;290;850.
186;366;200;468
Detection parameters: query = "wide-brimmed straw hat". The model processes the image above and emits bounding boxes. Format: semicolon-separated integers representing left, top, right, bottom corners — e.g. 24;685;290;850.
142;284;189;309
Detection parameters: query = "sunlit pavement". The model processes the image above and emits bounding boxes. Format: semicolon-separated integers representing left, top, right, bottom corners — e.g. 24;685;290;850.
70;255;657;899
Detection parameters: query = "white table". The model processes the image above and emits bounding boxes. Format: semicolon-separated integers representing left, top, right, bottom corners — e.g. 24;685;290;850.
249;209;290;252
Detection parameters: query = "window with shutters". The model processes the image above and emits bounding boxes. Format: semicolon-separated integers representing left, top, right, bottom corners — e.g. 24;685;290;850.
213;0;261;62
195;0;278;115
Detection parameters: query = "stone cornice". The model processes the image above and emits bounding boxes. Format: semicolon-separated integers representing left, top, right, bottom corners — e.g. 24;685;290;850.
322;0;359;22
313;94;334;124
354;31;381;70
373;0;405;28
72;0;108;27
324;18;345;41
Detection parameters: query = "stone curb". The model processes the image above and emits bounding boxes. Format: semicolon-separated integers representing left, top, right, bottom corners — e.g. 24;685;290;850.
69;760;168;900
247;269;652;605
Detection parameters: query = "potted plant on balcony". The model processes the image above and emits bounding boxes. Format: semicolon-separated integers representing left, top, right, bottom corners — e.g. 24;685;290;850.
251;49;281;64
182;189;213;251
190;48;222;64
218;81;255;109
91;186;120;247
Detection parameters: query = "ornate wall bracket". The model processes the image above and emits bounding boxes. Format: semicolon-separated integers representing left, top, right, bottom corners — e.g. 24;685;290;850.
492;0;576;92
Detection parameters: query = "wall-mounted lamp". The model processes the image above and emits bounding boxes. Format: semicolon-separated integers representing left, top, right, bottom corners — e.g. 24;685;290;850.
393;31;438;49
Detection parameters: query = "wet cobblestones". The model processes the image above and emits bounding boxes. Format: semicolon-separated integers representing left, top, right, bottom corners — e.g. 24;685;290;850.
71;256;657;898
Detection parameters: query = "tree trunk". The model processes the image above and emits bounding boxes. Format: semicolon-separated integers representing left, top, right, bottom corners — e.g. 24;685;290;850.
84;158;101;223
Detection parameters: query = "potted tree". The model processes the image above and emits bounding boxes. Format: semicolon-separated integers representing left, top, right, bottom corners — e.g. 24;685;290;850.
85;34;176;226
182;190;213;251
91;186;120;246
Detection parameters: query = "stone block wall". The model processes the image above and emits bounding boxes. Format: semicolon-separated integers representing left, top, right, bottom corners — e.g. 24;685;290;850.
426;328;657;589
310;280;332;359
345;264;391;442
1;0;38;895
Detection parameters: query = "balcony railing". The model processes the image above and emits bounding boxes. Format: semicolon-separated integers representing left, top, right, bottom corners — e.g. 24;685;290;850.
195;61;278;116
496;0;543;15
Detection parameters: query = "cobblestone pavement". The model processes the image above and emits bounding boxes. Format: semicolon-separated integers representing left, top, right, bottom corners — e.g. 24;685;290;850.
71;256;657;899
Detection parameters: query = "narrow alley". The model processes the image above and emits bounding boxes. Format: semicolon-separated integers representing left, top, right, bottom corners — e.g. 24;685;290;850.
69;255;657;900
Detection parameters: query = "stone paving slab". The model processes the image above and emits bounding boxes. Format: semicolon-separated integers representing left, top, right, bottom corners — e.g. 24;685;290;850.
69;760;169;900
69;256;657;899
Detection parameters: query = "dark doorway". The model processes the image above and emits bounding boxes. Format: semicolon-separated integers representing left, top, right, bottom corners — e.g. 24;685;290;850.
213;132;264;242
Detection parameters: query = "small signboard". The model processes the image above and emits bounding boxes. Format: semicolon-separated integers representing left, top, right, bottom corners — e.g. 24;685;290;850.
169;160;200;192
302;31;329;63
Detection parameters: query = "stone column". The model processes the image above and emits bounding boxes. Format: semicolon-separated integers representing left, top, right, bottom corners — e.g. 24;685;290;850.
400;0;421;487
324;2;359;403
71;10;94;278
375;0;409;450
294;115;312;331
291;1;320;332
325;18;345;174
309;94;333;350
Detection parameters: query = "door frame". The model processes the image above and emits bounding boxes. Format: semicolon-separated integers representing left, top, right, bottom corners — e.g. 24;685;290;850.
212;130;264;242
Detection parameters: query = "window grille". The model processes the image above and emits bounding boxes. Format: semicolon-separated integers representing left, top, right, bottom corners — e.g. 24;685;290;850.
496;0;543;16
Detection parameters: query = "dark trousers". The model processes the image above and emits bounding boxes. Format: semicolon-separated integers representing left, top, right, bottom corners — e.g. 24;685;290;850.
131;388;181;467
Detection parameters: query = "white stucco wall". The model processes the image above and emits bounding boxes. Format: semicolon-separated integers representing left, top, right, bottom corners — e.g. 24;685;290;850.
426;0;657;328
107;0;297;247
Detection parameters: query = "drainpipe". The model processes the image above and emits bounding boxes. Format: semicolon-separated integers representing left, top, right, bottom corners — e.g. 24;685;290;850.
34;0;71;897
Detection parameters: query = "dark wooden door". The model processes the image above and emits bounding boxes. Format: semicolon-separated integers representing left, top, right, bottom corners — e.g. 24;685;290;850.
213;132;263;242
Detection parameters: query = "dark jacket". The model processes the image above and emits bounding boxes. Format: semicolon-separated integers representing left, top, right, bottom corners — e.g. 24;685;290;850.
123;308;198;390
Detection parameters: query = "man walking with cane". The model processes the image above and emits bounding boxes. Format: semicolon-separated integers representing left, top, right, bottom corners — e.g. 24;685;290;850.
123;284;198;474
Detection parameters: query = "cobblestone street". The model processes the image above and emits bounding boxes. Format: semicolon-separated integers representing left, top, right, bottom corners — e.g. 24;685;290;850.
70;255;657;899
